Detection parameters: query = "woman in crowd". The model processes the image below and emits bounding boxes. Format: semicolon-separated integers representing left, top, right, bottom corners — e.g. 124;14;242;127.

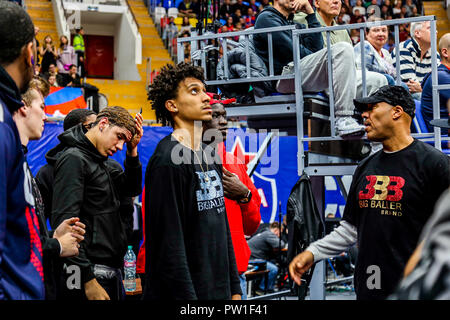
354;23;409;90
56;35;77;75
39;35;57;74
179;16;191;34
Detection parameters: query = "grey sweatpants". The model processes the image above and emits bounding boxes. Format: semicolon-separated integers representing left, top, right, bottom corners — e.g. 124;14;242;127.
277;42;357;117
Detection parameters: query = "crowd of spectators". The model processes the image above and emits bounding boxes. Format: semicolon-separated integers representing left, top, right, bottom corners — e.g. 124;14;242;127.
160;0;422;64
33;28;83;89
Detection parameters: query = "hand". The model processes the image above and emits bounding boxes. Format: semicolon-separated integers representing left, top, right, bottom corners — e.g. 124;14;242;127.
57;232;81;258
84;278;110;300
222;167;249;201
231;294;241;300
289;250;314;286
292;0;314;15
79;56;84;62
407;79;422;93
53;217;86;243
126;112;144;157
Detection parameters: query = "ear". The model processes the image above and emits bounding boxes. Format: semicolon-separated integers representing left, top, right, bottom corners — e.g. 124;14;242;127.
165;100;178;113
19;101;29;117
392;105;404;120
98;117;109;131
25;42;34;68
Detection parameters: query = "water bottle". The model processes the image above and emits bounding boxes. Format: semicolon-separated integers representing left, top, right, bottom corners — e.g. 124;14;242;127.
124;246;136;292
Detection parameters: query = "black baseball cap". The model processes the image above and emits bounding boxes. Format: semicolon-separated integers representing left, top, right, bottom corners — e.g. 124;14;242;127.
353;85;416;118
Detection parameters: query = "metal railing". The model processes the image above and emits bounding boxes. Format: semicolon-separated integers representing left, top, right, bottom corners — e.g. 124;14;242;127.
178;16;448;175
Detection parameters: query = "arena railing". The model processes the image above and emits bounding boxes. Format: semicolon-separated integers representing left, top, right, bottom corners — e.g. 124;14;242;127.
177;15;448;177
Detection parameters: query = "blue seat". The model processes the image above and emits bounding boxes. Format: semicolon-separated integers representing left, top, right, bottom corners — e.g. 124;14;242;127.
413;100;449;154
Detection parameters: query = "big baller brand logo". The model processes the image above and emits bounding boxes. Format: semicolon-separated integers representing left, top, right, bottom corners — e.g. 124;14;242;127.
358;175;405;217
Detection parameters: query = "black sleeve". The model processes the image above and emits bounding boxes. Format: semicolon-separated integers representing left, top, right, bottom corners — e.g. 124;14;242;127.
40;236;61;259
120;196;134;243
146;165;197;299
51;152;95;284
35;165;54;221
110;155;142;198
300;12;324;54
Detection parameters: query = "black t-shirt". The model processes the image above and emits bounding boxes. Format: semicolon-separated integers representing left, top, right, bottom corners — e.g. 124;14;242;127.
343;139;450;300
143;135;241;300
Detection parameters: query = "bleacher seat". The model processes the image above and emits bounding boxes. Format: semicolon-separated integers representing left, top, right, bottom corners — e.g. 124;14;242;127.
154;7;167;24
168;7;179;18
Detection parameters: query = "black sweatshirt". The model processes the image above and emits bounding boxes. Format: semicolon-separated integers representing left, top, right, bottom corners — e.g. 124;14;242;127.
254;6;324;76
51;124;142;284
143;135;242;300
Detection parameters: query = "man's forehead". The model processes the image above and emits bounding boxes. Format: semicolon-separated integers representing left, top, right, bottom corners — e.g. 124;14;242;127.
112;126;133;140
181;77;205;89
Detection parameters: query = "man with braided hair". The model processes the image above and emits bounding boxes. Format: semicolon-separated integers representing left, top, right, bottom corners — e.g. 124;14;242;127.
143;63;242;300
51;106;144;300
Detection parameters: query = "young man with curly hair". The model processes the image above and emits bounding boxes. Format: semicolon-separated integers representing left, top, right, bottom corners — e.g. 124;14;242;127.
143;63;242;300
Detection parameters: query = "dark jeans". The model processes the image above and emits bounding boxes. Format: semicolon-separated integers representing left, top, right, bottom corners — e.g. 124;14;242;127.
76;51;85;78
58;264;125;301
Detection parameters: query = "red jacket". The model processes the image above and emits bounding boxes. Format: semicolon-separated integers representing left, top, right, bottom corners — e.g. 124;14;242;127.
136;143;261;274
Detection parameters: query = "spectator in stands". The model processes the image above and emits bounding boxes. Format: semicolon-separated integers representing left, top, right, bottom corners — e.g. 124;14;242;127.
47;74;59;87
34;63;42;76
354;23;401;87
232;0;249;17
202;97;262;300
34;26;41;67
247;222;287;294
383;33;396;53
403;0;417;17
294;0;388;98
340;6;351;24
162;16;178;45
219;0;233;19
39;35;57;74
392;21;439;100
56;35;77;75
350;8;366;23
350;28;361;45
244;8;257;28
143;63;242;300
352;0;366;15
178;0;197;18
255;0;366;138
179;16;192;34
50;106;143;300
421;33;450;132
232;8;243;25
14;77;86;300
249;0;259;13
392;0;402;17
0;1;45;300
380;4;393;20
398;24;410;42
289;85;450;300
226;15;235;31
60;64;81;87
73;27;85;78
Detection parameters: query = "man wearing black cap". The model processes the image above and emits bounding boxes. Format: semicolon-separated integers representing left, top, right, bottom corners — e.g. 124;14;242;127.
289;85;450;300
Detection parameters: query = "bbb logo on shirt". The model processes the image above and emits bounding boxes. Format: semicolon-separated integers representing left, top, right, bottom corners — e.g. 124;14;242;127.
358;175;405;217
196;170;225;212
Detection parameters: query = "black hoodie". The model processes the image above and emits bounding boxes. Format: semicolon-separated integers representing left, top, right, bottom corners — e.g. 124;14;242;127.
50;124;142;284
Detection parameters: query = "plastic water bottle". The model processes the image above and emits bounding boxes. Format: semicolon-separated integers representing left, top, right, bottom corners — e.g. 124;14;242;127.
124;246;136;292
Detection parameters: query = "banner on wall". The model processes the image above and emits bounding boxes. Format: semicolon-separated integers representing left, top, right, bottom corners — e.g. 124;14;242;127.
27;124;348;223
